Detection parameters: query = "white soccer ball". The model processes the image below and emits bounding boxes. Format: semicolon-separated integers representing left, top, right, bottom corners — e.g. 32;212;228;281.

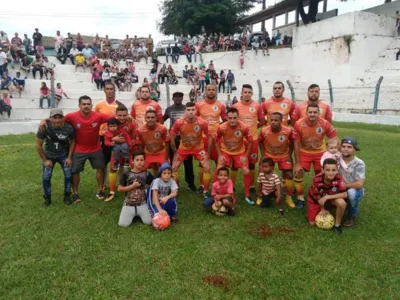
315;212;335;230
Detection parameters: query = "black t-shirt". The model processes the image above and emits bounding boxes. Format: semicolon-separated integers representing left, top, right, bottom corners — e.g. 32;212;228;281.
32;32;42;44
65;37;74;47
164;104;186;129
36;121;75;159
120;170;154;206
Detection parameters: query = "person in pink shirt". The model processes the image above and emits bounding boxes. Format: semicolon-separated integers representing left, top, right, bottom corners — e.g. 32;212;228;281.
92;67;103;90
203;167;236;216
198;67;206;93
39;82;51;108
320;139;348;171
0;92;12;118
55;82;69;106
239;50;245;69
35;42;45;57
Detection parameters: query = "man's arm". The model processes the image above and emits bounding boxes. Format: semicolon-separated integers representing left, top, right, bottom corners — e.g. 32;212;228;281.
164;141;170;162
170;134;177;152
207;135;214;156
318;191;348;206
35;138;47;163
66;139;75;168
346;179;365;190
293;140;303;176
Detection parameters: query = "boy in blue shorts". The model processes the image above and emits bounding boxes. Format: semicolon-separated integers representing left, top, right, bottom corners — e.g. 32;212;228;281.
12;72;25;98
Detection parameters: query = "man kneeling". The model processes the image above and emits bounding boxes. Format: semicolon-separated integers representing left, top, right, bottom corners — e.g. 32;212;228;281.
307;158;347;235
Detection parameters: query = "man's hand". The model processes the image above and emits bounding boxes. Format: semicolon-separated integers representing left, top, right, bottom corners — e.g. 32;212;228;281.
318;196;328;207
160;196;169;204
294;163;304;178
217;155;225;165
39;119;48;132
130;180;141;189
65;158;72;168
319;208;328;215
44;160;53;168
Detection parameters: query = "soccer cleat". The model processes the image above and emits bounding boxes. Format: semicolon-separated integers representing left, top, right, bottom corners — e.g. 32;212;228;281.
285;196;296;208
256;197;263;206
113;163;119;171
105;192;116;202
245;197;255;206
187;184;197;192
43;195;51;207
96;191;106;200
72;193;81;203
333;225;344;235
197;185;204;194
64;193;72;205
296;200;304;209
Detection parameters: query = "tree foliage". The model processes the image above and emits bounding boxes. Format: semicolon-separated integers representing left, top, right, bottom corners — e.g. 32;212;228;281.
158;0;258;36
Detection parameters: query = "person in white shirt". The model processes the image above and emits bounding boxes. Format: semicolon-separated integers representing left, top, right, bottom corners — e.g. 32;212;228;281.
138;44;148;63
102;68;112;84
0;47;8;76
68;44;80;65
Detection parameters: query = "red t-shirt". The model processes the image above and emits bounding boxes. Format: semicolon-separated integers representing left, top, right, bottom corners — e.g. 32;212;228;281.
64;111;111;153
212;179;233;197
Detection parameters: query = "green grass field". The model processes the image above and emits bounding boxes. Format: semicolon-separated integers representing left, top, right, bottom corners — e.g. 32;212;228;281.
0;122;399;299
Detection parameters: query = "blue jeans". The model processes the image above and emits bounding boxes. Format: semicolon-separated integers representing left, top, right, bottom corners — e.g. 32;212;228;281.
227;80;233;93
347;188;364;217
42;156;72;197
194;52;202;63
113;143;130;164
185;52;192;63
199;80;205;93
150;198;177;217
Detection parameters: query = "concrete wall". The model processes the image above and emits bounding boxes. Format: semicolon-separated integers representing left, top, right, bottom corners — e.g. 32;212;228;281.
363;0;400;17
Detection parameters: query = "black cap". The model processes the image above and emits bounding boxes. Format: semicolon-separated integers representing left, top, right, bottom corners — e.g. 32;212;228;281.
172;92;184;98
341;137;360;151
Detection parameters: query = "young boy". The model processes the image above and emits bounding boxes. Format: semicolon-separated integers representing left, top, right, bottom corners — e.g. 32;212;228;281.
148;163;179;222
308;158;348;235
12;72;25;98
104;118;132;171
117;151;155;227
0;93;12;119
203;167;236;216
257;158;284;215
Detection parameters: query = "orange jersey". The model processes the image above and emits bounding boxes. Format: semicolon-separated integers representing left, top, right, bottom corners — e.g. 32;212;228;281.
217;120;253;155
291;100;333;124
258;125;293;159
232;100;264;139
195;99;227;136
131;99;163;127
170;117;209;151
292;117;337;154
119;119;139;141
136;123;170;155
262;97;295;126
95;99;121;136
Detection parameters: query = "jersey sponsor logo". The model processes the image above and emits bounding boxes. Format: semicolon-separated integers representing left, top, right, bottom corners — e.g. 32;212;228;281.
76;123;81;129
92;122;98;128
212;105;219;112
278;135;285;142
249;106;256;113
316;127;323;134
55;133;67;140
251;153;257;159
332;187;337;192
235;130;242;137
193;125;200;132
281;103;288;109
199;150;206;156
154;132;161;139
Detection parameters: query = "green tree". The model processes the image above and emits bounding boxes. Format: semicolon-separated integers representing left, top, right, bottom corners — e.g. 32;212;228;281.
158;0;258;36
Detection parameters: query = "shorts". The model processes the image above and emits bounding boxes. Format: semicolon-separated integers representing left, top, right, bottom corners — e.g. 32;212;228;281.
72;150;105;173
245;140;258;164
261;192;276;207
307;197;336;223
221;151;248;169
203;136;218;161
300;152;323;173
144;152;166;169
100;136;113;165
55;95;62;101
176;148;208;162
263;155;293;170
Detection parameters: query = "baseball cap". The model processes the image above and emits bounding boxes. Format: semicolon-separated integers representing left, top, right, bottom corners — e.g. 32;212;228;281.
50;108;64;117
341;137;360;151
173;92;184;97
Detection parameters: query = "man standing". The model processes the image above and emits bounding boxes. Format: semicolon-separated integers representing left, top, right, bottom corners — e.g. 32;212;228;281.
259;112;295;208
54;31;64;53
262;81;295;126
146;34;154;57
291;84;333;124
195;84;227;194
32;28;42;54
340;137;366;227
131;86;163;127
65;33;74;55
36;108;75;207
293;103;337;209
164;92;196;191
233;84;265;204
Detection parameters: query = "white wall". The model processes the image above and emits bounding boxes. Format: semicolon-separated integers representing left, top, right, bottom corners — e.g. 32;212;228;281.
363;0;400;17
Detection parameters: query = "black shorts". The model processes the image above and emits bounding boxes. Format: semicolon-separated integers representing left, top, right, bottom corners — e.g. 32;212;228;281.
261;192;276;207
71;150;105;173
100;136;113;165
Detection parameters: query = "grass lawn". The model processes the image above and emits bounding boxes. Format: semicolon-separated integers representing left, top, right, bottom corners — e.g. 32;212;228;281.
0;122;399;299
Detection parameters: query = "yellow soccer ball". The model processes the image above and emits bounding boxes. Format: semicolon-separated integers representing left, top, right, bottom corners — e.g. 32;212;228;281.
315;212;335;230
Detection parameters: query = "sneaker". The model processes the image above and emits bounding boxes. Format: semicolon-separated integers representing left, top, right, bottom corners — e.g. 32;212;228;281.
105;192;116;202
245;197;255;206
249;187;257;196
64;193;72;205
43;195;51;207
72;193;81;203
197;185;204;194
333;225;344;235
256;197;262;206
285;196;296;208
96;191;106;200
296;200;304;209
203;191;211;199
187;184;197;192
343;217;355;227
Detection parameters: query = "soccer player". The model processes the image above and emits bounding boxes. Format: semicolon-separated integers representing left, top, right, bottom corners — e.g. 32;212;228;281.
136;110;170;174
291;84;333;124
293;103;337;209
131;86;163;127
164;91;196;191
195;84;227;194
233;84;265;197
214;107;254;204
171;102;212;198
36;108;75;206
307;158;347;235
262;81;295;126
258;112;295;208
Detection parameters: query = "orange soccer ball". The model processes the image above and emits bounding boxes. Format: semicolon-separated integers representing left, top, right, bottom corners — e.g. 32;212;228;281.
152;213;171;231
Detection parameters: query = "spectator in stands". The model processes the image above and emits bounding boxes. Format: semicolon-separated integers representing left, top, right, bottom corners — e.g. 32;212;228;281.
82;44;94;62
194;42;202;63
275;30;282;47
0;47;7;76
147;34;154;57
149;66;157;82
93;34;101;53
225;94;232;109
39;82;51;109
251;36;260;55
166;65;178;84
22;34;32;54
76;33;84;51
101;68;111;85
54;31;64;53
218;70;226;93
12;72;25;98
172;43;180;63
92;67;103;90
10;33;23;63
183;42;192;63
138;44;148;63
20;55;31;78
226;70;235;93
239;50;245;69
158;64;167;84
68;44;80;65
165;43;173;63
124;69;133;92
57;42;68;64
74;53;86;73
32;28;42;54
0;92;12;119
43;57;56;80
396;48;400;61
198;67;206;93
1;71;13;95
55;82;69;106
64;33;74;55
396;11;400;37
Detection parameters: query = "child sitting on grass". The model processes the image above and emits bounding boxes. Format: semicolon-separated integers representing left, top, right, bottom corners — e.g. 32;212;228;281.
148;163;179;223
256;158;284;215
203;167;236;216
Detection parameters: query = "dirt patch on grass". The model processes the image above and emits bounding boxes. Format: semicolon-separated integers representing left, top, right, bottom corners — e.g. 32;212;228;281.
202;274;229;291
250;225;294;239
276;227;295;234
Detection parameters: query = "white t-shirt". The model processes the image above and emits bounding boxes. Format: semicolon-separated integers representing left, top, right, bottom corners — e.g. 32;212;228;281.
69;48;80;56
0;51;7;66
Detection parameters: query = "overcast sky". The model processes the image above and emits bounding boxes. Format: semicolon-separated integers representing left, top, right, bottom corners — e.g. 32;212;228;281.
0;0;390;42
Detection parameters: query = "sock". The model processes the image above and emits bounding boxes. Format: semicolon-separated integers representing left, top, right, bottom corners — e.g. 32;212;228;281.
243;173;252;197
285;179;294;197
173;171;180;186
199;166;204;187
250;169;256;187
230;170;238;185
109;172;117;193
203;172;211;191
294;177;304;200
335;224;340;227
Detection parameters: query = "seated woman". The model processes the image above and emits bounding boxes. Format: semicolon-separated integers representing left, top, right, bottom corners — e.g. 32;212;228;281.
39;82;51;109
0;92;12;119
43;56;56;80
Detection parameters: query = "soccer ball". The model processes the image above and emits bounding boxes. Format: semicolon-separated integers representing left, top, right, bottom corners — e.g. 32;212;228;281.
152;213;171;231
315;212;335;230
212;201;228;217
